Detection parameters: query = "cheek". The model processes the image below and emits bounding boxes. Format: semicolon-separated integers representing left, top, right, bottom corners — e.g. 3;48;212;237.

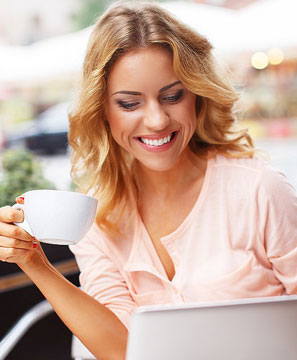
108;117;123;143
181;100;197;134
108;111;138;144
105;108;122;141
105;103;122;134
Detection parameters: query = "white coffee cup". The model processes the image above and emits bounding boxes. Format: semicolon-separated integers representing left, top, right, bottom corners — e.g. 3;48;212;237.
12;190;98;245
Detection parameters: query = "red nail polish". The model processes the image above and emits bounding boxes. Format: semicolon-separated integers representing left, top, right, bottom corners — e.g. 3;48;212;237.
33;242;38;248
16;196;25;201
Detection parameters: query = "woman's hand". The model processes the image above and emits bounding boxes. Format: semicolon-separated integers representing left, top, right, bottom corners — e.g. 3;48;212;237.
0;199;128;359
0;196;39;266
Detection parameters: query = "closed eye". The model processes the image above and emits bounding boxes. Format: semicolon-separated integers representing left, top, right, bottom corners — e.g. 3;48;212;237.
161;89;184;103
117;101;140;110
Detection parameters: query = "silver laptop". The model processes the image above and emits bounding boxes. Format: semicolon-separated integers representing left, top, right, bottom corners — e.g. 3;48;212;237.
126;295;297;360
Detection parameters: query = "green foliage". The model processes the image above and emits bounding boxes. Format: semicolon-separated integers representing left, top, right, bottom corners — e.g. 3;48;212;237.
75;0;112;29
0;149;56;207
74;0;166;30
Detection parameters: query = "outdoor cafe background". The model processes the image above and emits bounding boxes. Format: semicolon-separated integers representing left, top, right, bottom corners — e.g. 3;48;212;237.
0;1;296;359
0;0;297;143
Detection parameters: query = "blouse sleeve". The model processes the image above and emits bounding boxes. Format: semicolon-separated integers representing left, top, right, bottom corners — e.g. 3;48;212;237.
69;226;137;329
257;164;297;294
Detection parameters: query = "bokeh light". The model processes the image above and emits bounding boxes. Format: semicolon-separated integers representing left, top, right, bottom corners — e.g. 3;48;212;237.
251;51;269;70
267;48;284;65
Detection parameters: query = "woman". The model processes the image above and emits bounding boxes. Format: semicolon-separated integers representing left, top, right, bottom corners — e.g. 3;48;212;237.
0;1;296;359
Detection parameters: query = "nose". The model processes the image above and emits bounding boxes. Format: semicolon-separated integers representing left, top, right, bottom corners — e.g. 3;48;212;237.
143;101;169;131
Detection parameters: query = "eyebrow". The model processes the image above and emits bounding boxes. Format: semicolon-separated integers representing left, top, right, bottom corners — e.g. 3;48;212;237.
111;80;182;96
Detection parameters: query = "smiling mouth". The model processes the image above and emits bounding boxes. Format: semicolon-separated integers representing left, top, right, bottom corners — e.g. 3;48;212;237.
138;131;177;146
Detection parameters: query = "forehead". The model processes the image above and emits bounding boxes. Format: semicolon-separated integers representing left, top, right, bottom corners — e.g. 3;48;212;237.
106;46;178;92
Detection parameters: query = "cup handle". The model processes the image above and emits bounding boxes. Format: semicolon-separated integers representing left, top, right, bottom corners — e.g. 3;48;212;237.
12;203;34;237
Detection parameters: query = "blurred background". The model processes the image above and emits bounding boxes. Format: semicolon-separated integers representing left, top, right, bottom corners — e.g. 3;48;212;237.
0;0;296;359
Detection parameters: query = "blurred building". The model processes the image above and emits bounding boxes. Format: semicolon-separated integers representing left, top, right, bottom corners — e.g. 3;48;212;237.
0;0;81;45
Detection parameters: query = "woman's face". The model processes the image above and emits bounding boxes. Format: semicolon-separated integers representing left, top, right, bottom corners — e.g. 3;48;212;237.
105;46;197;172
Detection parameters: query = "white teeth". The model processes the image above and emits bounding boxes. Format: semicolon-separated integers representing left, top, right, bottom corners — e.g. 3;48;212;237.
140;133;174;147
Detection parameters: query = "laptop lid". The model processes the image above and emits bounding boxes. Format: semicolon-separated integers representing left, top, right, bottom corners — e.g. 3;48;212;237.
126;295;297;360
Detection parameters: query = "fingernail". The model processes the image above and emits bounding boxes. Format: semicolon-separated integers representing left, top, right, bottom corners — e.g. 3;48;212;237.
32;241;38;248
16;196;25;203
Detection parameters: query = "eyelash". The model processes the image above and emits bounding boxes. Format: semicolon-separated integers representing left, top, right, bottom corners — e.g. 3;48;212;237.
117;89;184;110
162;90;184;103
118;101;140;110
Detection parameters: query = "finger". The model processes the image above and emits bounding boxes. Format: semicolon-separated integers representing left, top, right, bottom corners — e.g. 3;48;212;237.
0;236;36;250
0;247;29;264
16;196;25;204
0;222;35;242
0;206;24;223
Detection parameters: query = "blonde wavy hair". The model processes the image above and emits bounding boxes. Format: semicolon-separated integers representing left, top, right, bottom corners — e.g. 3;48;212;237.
68;0;254;234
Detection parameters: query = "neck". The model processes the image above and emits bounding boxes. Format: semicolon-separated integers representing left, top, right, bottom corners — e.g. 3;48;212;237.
134;149;207;200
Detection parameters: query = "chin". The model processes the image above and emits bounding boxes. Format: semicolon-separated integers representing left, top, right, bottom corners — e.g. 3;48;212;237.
136;158;179;172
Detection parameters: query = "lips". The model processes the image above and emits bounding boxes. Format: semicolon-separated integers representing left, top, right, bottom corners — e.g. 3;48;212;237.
134;131;179;153
137;131;177;147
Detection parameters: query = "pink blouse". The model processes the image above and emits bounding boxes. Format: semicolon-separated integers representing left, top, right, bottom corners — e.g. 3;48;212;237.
70;154;297;329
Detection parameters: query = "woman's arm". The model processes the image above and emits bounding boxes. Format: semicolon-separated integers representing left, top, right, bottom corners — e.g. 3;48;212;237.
257;165;297;294
0;205;127;360
20;253;127;360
